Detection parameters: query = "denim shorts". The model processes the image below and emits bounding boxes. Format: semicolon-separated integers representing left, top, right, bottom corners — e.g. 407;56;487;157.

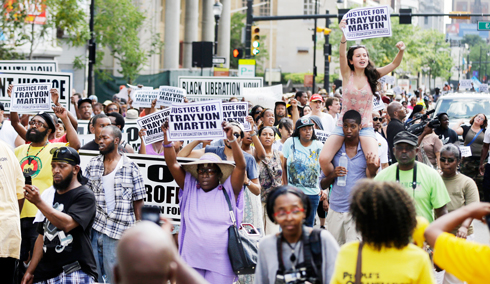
331;126;377;139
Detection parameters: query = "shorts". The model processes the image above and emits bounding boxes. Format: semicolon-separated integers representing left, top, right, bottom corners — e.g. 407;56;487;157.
331;126;377;140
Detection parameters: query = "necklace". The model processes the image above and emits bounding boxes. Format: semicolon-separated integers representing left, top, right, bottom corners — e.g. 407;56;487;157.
26;141;49;165
283;236;302;265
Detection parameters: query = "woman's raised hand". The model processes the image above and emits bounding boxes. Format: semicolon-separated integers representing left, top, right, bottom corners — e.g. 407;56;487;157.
396;41;406;51
339;19;347;30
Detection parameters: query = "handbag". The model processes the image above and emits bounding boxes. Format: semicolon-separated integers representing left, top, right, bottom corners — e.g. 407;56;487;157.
222;188;259;275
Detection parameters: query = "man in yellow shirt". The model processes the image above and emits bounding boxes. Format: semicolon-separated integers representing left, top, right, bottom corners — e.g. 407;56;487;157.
425;202;490;284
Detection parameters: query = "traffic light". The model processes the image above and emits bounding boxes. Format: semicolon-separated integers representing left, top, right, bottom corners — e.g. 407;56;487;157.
399;8;412;24
316;27;332;35
233;48;243;58
251;26;260;56
449;11;470;20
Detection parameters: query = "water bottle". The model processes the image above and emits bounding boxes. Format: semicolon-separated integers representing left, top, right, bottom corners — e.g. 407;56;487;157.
337;153;348;186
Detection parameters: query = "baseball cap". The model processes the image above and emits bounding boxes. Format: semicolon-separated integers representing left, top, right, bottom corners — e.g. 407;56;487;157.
34;111;56;132
77;98;92;109
275;101;287;107
295;117;314;130
310;94;323;102
51;146;88;184
393;131;418;146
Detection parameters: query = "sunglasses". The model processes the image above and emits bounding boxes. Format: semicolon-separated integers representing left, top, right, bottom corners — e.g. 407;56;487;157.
29;120;47;128
197;168;218;176
440;157;456;163
373;117;381;121
233;133;240;139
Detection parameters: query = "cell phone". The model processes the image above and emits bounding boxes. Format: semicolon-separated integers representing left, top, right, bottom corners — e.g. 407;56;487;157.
241;223;260;236
25;175;32;185
141;205;161;225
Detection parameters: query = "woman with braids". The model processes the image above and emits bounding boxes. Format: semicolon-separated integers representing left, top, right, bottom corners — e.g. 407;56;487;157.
319;19;406;178
330;179;436;284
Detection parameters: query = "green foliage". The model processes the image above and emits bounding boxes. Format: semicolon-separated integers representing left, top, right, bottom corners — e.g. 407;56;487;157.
468;43;490;80
462;34;486;47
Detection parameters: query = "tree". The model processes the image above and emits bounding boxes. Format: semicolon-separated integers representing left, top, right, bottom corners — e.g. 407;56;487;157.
462;34;485;47
468;43;490;81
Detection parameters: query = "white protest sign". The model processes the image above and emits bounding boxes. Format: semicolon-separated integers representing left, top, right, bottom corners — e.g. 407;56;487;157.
168;100;226;141
480;84;488;93
342;6;392;40
157;86;186;107
372;96;385;111
242;85;283;110
459;79;472;89
80;150;192;224
9;83;52;112
76;120;141;152
393;86;402;95
179;76;263;99
137;109;171;145
0;71;72;113
131;89;160;108
222;102;251;131
379;75;395;85
315;129;329;144
0;60;58;72
459;146;472;157
128;83;153;91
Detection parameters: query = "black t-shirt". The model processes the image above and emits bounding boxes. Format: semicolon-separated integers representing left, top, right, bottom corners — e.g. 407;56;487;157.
81;139;128;153
33;185;97;282
386;118;406;163
434;127;459;145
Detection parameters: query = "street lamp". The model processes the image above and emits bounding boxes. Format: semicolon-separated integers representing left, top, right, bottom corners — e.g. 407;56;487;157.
213;1;223;55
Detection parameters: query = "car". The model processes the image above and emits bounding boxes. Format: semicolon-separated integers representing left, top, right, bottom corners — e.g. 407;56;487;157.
433;92;490;129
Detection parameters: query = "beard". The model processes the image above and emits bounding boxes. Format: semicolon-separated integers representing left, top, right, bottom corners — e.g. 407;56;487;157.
53;173;73;191
26;128;48;143
100;141;116;155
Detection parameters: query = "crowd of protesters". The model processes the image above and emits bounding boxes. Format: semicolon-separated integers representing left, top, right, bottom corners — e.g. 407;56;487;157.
0;23;489;284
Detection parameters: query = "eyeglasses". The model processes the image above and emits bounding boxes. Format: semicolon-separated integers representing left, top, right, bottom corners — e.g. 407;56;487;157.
29;120;47;128
373;117;380;121
197;168;218;176
108;107;118;111
394;145;415;152
440;157;456;163
273;208;305;219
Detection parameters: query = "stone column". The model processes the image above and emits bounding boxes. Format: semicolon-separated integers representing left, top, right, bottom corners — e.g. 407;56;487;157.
201;0;214;42
183;0;199;68
217;0;230;68
164;0;180;69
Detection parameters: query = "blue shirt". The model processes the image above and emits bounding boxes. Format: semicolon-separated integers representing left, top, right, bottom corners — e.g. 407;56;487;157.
205;146;259;180
330;142;367;213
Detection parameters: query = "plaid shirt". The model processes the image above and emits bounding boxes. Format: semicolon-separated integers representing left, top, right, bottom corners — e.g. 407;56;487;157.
84;154;146;239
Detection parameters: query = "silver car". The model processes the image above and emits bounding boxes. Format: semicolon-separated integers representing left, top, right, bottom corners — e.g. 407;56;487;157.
434;92;490;129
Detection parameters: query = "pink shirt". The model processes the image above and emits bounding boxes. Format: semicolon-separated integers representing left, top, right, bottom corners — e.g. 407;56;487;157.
337;72;374;128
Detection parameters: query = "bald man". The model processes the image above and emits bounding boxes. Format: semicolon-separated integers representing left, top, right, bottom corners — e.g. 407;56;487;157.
386;101;406;163
113;221;208;284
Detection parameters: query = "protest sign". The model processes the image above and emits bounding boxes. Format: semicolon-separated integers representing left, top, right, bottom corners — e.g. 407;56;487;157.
0;71;72;113
242;85;283;110
315;129;329;144
372;96;385;111
80;150;192;224
168;100;226;141
459;79;472;89
157;86;186;107
77;120;141;152
341;6;392;41
222;102;251;131
459;146;472;157
137;109;171;145
9;83;52;112
128;83;153;91
393;86;402;95
479;83;488;93
131;89;160;108
0;60;58;72
179;76;263;99
379;75;395;85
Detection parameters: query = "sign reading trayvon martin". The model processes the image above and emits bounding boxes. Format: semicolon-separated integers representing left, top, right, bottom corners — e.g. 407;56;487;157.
341;5;392;40
178;76;263;99
10;83;52;112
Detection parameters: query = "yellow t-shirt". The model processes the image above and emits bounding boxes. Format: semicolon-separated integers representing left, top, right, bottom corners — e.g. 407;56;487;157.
15;142;67;218
330;241;436;284
434;232;490;284
0;140;25;258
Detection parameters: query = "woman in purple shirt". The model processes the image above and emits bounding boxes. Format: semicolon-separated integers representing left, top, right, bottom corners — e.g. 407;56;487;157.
163;120;247;283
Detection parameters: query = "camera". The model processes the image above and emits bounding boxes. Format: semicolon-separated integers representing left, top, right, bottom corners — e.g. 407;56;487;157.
275;267;318;284
405;109;440;136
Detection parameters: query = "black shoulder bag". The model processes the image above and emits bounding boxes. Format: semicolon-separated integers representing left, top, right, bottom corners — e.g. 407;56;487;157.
222;188;258;275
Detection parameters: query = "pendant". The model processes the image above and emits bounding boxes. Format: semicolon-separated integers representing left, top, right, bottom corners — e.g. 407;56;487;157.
28;157;33;165
290;252;296;262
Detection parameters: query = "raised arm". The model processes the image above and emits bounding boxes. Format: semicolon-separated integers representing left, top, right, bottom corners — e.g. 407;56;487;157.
51;88;78;130
376;42;406;77
7;85;27;140
162;121;185;189
224;121;246;198
247;115;266;161
177;140;206;158
138;128;147;154
290;98;300;125
338;19;351;80
53;106;81;150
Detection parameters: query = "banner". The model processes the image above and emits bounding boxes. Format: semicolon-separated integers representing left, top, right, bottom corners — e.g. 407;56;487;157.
10;83;51;112
0;60;58;72
222;102;251;131
242;85;283;110
459;79;472;89
378;75;395;85
179;76;263;99
76;120;141;152
168;100;226;141
315;129;329;144
136;109;170;145
479;83;488;93
157;86;186;107
79;150;194;224
131;89;160;108
0;71;72;113
342;5;392;40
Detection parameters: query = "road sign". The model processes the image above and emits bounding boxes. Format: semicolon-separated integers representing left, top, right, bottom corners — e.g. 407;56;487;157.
238;59;256;77
478;21;490;30
212;56;226;64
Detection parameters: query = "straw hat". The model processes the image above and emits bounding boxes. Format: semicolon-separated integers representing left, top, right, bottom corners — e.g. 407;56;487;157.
181;153;235;184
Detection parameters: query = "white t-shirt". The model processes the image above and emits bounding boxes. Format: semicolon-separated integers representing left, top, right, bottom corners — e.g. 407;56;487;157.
102;157;123;214
375;131;389;165
484;129;490;164
305;112;335;134
0;120;18;151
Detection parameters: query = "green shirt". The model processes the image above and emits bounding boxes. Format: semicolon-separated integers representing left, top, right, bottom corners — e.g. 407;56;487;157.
374;162;450;223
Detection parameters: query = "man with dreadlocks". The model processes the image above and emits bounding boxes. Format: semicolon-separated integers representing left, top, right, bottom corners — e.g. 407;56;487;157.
330;180;436;283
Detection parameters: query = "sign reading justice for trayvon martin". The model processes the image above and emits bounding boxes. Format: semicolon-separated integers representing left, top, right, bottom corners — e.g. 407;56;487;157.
222;102;251;131
341;6;392;41
136;109;171;145
10;83;52;112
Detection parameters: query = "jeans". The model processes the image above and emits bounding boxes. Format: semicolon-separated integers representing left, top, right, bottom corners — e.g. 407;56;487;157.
305;194;320;227
91;230;118;283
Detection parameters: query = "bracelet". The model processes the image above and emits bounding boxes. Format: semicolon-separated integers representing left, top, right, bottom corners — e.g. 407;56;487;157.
163;142;174;148
340;40;347;44
227;137;237;144
250;132;257;137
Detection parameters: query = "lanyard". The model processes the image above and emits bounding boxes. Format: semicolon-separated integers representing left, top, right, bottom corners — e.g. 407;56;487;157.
396;162;417;198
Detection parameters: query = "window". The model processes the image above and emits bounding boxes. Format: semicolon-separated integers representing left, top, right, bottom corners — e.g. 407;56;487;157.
304;0;315;15
259;0;270;16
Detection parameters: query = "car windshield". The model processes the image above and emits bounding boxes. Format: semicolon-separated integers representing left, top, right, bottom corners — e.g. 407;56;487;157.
435;98;490;119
